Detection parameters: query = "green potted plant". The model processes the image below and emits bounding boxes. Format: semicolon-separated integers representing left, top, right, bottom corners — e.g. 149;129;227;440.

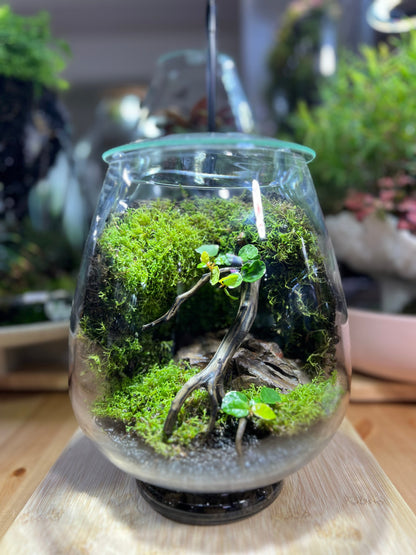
288;32;416;381
0;6;86;327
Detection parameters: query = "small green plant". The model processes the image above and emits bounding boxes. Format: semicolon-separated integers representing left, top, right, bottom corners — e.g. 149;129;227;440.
196;243;266;300
221;375;341;455
0;5;70;90
222;387;280;455
222;387;281;420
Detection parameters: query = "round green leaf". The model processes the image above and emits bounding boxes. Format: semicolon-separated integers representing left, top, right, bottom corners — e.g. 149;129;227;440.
214;254;230;266
241;260;266;282
221;391;249;418
259;387;281;405
250;402;277;421
225;253;243;266
220;272;243;289
228;274;243;288
200;251;210;265
238;244;259;262
196;244;219;257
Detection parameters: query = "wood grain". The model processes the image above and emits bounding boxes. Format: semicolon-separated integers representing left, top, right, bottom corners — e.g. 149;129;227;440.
0;393;78;537
0;368;68;391
1;419;415;555
347;402;416;515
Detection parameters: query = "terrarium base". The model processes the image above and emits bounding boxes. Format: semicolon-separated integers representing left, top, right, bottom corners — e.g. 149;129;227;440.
136;480;283;525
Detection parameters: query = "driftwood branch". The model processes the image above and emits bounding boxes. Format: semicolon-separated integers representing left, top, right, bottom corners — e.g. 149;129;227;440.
163;280;260;437
232;337;308;391
142;268;236;331
141;267;308;450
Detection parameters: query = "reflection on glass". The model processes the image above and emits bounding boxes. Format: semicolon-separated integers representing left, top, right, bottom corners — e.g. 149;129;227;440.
136;49;255;138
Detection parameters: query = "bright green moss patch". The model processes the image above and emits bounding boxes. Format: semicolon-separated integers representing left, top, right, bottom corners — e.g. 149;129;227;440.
243;373;343;435
93;364;343;458
93;361;212;457
99;201;204;319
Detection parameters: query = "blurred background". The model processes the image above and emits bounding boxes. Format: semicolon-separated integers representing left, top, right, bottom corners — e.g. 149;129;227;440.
2;0;416;384
6;0;373;140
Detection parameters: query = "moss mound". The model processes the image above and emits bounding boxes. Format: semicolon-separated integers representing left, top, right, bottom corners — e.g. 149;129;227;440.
78;192;343;456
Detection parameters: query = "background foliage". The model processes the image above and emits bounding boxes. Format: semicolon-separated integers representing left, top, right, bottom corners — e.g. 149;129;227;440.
288;32;416;213
0;5;70;90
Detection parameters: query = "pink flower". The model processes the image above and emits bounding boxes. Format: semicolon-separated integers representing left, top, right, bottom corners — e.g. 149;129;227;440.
405;211;416;225
344;191;376;220
344;191;374;210
377;176;395;189
397;198;416;213
344;174;416;234
379;189;396;210
396;174;416;187
397;219;412;231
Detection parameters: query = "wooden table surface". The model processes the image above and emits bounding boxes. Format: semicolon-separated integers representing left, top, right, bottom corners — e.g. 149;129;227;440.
1;374;416;542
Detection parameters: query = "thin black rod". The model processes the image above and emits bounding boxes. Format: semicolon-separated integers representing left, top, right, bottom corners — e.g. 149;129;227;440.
206;0;217;132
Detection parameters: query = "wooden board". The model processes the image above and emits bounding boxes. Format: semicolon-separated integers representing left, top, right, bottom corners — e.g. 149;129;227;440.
0;393;78;539
1;419;415;555
350;372;416;403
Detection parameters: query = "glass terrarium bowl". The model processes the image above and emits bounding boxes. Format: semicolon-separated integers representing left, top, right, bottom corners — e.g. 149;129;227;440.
69;133;350;524
135;49;255;138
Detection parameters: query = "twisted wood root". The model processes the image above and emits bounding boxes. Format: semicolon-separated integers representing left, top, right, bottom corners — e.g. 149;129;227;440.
142;274;306;442
163;280;260;438
142;269;235;331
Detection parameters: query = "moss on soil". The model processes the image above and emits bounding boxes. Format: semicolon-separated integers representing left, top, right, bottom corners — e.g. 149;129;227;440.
79;192;343;456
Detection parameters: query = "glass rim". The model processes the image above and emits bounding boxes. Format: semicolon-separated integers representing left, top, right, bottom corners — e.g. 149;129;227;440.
102;133;316;164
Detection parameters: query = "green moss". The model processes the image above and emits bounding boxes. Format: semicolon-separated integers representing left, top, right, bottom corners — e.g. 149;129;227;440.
79;192;340;438
93;361;212;457
258;201;337;370
80;194;338;385
0;5;70;91
98;200;209;321
93;363;343;457
80;196;257;380
244;373;343;435
75;189;346;457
